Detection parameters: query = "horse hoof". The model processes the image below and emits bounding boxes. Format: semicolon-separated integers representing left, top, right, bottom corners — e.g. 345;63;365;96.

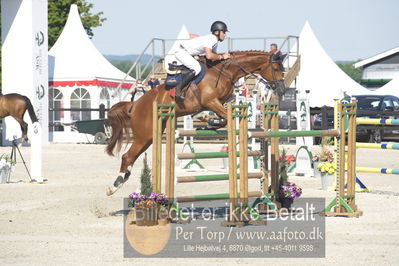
113;175;124;187
124;170;131;182
106;186;116;196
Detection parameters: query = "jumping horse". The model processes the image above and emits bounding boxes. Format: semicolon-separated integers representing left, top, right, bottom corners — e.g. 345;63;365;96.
105;50;285;196
0;93;38;141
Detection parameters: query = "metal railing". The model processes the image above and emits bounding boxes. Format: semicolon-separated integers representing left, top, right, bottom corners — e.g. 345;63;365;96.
112;35;300;100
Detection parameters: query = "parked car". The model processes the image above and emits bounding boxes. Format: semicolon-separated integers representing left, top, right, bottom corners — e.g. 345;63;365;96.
355;94;399;142
313;95;399;143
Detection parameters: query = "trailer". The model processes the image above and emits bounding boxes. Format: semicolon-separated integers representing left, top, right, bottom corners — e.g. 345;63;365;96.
72;119;110;144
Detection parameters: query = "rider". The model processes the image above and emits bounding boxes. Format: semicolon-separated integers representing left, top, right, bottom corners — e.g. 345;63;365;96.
174;21;231;99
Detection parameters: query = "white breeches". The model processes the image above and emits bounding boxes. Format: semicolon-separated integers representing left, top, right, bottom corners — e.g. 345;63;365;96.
174;49;201;75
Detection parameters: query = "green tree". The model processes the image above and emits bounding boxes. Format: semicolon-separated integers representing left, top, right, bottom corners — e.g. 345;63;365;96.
110;60;153;79
48;0;106;49
337;61;362;83
140;153;153;196
111;60;134;77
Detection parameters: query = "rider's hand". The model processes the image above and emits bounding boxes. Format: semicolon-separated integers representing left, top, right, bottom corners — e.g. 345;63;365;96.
222;53;231;60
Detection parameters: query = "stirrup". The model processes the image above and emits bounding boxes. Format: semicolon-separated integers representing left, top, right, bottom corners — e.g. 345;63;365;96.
175;87;185;100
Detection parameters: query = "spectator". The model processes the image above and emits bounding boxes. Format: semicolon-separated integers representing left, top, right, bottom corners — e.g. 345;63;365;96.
234;77;247;97
270;43;285;61
128;79;147;102
147;75;160;89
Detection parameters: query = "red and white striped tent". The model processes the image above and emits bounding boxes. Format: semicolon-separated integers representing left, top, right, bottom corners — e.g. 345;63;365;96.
48;4;134;142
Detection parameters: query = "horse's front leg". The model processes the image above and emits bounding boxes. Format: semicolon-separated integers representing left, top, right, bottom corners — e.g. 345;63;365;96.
106;139;152;196
203;98;228;129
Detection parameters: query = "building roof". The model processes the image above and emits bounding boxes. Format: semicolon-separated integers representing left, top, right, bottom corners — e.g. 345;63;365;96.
48;4;133;86
354;47;399;68
295;21;371;107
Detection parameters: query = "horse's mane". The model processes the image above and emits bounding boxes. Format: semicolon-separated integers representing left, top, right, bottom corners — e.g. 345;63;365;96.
199;50;271;68
230;50;271;56
199;50;270;61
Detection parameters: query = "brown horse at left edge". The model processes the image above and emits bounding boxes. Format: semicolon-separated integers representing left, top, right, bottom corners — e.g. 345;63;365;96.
0;93;38;141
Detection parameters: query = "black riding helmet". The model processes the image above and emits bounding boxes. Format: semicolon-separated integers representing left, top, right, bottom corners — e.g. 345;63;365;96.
210;21;228;33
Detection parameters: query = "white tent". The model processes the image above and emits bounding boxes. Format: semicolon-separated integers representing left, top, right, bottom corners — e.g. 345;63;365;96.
367;74;399;97
295;21;371;107
49;5;134;84
48;4;134;142
163;24;190;69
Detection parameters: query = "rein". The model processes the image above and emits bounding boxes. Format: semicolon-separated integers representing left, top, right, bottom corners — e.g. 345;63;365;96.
201;52;284;91
228;53;282;87
204;60;235;86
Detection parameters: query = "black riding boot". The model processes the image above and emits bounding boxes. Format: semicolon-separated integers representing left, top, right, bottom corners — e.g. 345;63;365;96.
175;71;195;99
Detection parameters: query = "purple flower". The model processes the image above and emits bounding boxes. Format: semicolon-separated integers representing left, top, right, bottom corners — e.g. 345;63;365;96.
128;192;170;207
279;182;302;199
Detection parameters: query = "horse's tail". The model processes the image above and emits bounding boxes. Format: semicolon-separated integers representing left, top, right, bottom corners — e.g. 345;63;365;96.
106;102;132;156
22;96;39;123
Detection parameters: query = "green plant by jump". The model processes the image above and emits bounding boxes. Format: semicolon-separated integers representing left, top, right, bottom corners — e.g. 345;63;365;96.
0;154;16;167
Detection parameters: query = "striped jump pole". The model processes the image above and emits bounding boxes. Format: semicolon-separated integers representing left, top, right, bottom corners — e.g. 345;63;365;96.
356;118;399;125
258;102;279;211
356;167;399;175
355;118;399;182
356;142;399;150
152;101;176;199
320;99;362;218
152;101;268;225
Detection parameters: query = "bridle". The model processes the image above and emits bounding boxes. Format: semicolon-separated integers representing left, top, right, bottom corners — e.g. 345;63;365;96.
228;53;284;89
267;55;285;91
204;52;284;91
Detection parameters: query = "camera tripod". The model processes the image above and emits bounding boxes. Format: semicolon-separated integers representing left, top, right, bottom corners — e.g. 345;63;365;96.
8;139;32;182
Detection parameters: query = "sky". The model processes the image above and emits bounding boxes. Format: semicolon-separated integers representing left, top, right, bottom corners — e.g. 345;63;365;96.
89;0;399;61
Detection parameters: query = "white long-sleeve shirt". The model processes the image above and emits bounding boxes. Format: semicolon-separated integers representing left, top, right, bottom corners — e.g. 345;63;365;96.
180;34;218;56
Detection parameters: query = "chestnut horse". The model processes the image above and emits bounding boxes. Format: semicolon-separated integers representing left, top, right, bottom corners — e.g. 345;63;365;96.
105;50;285;196
0;93;38;141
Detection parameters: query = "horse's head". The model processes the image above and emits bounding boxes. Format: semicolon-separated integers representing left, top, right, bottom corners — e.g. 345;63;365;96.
229;51;286;97
258;53;286;97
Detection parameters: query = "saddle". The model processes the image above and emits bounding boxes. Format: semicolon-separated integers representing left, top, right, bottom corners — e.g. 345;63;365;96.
164;61;206;90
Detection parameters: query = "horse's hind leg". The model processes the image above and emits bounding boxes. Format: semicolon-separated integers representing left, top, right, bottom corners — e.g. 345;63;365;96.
106;139;152;196
14;117;28;142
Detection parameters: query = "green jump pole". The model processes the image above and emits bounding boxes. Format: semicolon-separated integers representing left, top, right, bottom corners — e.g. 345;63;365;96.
177;172;263;183
177;129;230;137
249;129;340;138
177;150;262;160
176;191;262;202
